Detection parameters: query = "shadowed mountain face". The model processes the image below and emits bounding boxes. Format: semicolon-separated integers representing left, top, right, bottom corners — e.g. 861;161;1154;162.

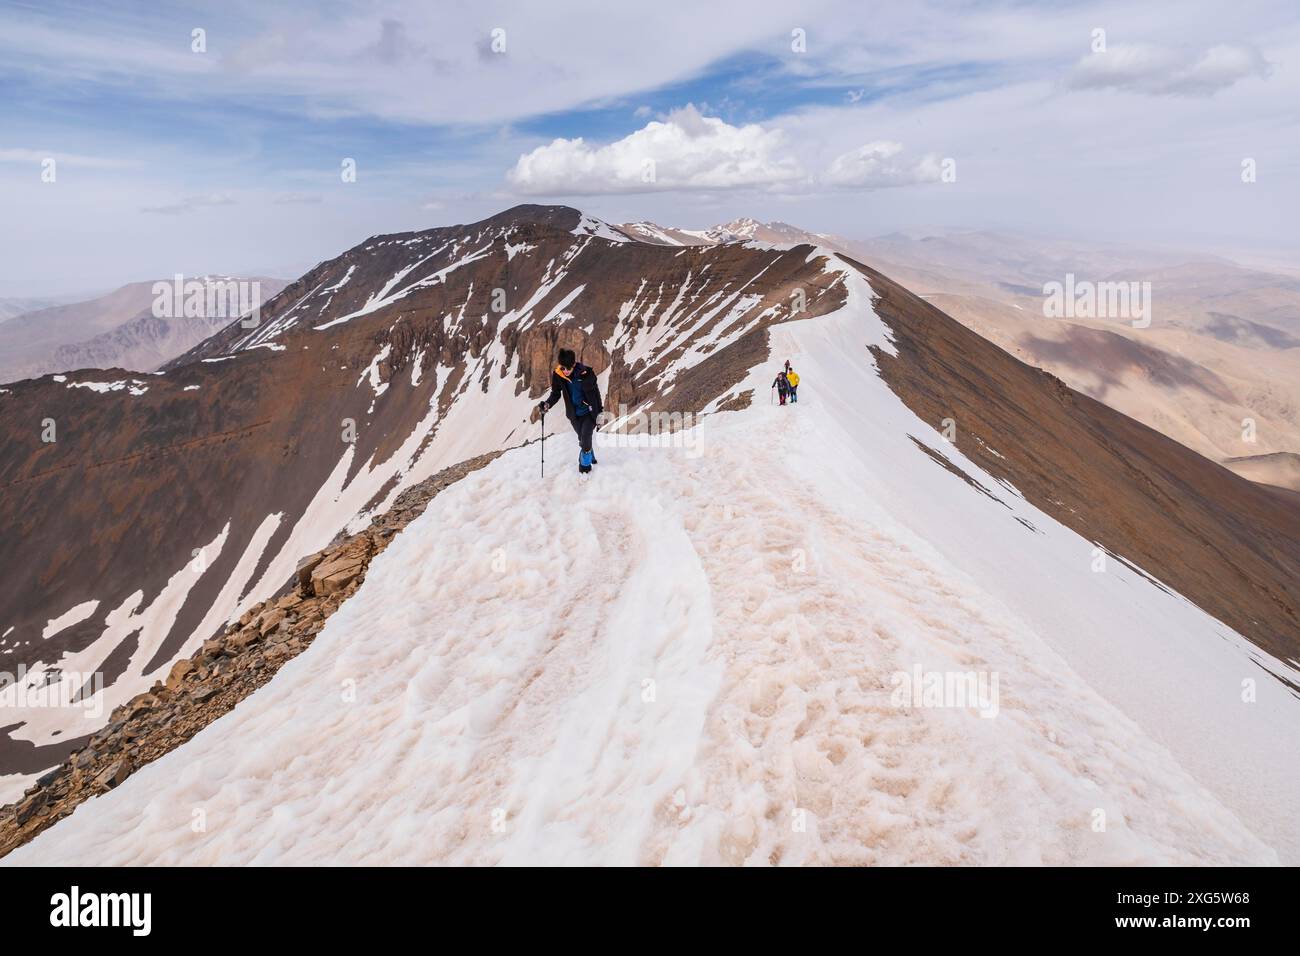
0;204;1296;798
1020;326;1237;402
1204;313;1300;350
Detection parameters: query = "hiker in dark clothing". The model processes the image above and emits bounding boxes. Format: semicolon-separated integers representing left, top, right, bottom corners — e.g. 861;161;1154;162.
538;348;603;474
773;371;790;406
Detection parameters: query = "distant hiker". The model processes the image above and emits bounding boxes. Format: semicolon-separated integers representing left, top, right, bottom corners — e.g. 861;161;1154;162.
772;370;790;406
787;368;800;403
784;359;792;375
537;348;603;474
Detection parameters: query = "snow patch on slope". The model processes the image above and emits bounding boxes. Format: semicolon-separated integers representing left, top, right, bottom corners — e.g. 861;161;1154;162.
41;600;101;639
66;379;150;396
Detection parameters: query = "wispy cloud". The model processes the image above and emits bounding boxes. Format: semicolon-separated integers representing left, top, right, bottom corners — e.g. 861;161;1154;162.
0;148;134;168
0;2;802;126
1067;43;1272;97
140;193;238;215
271;192;323;205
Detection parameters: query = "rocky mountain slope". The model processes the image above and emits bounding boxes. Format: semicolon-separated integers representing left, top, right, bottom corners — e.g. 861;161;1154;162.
0;204;1296;818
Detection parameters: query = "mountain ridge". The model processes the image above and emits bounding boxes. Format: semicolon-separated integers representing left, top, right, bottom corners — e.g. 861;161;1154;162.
1;204;1296;811
6;240;1299;863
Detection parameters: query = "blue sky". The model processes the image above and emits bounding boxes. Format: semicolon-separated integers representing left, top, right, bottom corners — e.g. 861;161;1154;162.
1;0;1297;295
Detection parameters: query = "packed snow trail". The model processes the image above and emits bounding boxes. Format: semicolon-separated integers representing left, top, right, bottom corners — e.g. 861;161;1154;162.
10;271;1299;865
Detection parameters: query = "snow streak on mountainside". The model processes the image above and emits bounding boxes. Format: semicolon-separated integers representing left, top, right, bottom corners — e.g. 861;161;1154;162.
10;278;1298;865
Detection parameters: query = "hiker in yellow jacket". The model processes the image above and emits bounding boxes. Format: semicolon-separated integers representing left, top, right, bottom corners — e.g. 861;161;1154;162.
786;368;801;403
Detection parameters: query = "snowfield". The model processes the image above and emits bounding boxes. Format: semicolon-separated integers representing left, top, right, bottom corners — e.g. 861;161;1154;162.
10;265;1299;866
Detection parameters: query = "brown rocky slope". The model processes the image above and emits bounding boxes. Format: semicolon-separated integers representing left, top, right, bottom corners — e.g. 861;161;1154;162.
0;450;500;857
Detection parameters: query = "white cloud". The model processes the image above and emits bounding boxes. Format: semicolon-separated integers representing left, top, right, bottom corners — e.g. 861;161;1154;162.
0;148;132;169
1067;43;1272;97
271;192;324;205
141;193;238;215
506;105;805;195
507;109;950;196
823;141;944;188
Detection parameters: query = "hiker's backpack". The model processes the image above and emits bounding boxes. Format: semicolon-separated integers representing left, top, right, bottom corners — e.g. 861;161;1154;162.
570;365;589;415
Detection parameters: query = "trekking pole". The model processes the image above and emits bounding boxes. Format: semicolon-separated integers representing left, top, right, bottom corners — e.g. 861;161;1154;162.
540;403;546;477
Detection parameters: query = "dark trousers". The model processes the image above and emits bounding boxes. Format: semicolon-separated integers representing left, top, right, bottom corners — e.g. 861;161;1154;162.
570;414;596;460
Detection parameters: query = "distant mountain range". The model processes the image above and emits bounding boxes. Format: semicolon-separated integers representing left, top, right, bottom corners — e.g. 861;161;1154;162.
0;278;288;384
0;296;72;324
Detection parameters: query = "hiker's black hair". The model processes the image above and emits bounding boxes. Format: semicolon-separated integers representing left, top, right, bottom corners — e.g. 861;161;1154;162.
557;348;576;369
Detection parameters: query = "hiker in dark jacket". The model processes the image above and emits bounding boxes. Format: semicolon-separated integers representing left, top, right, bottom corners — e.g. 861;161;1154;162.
537;348;603;474
772;371;790;406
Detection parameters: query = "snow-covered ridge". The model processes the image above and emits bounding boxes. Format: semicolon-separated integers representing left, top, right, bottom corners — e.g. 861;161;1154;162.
10;260;1298;865
613;215;843;254
573;213;632;243
620;221;686;246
